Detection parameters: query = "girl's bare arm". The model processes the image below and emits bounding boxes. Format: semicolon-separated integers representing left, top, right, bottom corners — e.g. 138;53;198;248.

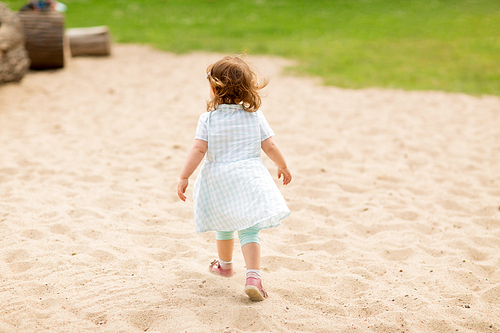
177;139;208;201
261;137;292;185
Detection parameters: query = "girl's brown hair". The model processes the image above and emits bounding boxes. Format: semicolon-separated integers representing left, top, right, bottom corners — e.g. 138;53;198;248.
206;55;268;112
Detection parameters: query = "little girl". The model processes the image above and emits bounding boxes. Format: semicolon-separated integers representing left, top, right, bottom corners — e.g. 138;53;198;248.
177;55;291;302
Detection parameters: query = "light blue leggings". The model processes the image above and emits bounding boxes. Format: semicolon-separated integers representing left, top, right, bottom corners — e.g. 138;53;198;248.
216;225;261;247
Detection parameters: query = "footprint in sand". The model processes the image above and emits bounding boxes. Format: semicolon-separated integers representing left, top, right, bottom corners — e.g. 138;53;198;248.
85;312;108;326
21;229;46;240
149;251;175;262
0;167;18;176
338;183;370;193
334;275;370;298
262;255;314;272
49;223;71;235
126;310;158;332
227;307;270;331
89;250;118;263
439;200;469;212
294;239;347;256
396;211;420;221
68;209;104;219
482;284;500;304
94;194;129;211
4;249;33;273
474;206;500;217
381;247;414;261
464;246;490;262
472;218;500;230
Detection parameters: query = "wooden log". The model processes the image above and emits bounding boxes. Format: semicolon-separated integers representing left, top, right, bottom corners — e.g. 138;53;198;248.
66;26;111;57
0;3;30;84
18;11;64;69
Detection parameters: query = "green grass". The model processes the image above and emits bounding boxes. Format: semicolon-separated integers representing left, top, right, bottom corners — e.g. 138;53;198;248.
4;0;500;95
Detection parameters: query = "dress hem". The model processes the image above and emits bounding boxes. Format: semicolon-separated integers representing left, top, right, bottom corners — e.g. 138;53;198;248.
195;210;291;234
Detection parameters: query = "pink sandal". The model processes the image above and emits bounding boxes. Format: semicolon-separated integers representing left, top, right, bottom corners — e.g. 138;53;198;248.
209;259;234;277
244;277;268;301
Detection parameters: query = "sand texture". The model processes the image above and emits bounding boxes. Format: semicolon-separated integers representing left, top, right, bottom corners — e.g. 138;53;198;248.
1;44;500;332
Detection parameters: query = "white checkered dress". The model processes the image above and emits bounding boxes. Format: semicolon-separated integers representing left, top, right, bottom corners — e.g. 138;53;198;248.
193;104;290;233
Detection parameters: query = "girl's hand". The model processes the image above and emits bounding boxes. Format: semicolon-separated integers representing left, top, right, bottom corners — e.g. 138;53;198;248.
277;167;292;185
177;178;189;201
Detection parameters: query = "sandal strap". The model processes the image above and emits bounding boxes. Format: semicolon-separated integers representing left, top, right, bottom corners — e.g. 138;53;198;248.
209;259;234;277
210;259;221;269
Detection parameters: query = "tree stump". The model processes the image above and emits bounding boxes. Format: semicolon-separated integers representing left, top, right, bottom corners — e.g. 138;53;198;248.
66;26;111;57
18;11;64;69
0;3;30;84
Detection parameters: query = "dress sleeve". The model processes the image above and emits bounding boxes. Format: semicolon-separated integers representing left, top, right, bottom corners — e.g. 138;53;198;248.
257;111;275;141
194;113;209;141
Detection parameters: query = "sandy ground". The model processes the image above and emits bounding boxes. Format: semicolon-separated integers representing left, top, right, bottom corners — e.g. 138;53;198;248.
1;44;500;333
